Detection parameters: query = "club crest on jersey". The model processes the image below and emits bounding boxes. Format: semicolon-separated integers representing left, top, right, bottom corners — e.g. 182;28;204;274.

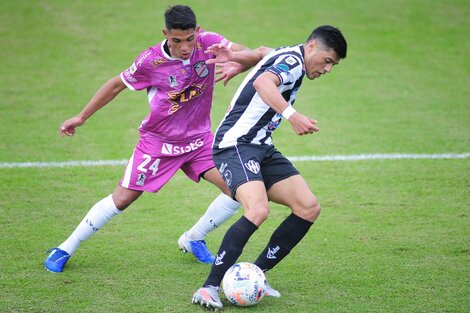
168;75;178;87
136;173;146;186
194;61;209;78
244;160;260;174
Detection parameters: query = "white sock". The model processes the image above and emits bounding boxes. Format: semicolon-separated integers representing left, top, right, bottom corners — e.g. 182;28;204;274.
186;193;241;240
58;194;122;255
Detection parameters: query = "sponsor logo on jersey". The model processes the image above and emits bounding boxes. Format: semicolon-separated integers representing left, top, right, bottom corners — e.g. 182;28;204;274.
136;173;146;186
285;56;298;66
161;138;204;155
267;115;282;131
266;246;280;259
168;75;178;87
215;251;226;266
124;68;137;83
194;61;209;78
168;104;181;114
150;57;167;68
129;63;137;74
166;83;206;114
244;160;260;174
275;63;289;72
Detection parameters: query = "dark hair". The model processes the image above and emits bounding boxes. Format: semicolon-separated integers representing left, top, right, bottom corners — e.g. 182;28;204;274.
307;25;347;59
164;5;197;30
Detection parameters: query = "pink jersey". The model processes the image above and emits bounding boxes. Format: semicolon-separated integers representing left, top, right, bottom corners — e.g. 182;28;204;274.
120;30;231;143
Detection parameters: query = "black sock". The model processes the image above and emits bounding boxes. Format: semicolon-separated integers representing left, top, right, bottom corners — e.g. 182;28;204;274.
203;215;258;287
254;213;313;272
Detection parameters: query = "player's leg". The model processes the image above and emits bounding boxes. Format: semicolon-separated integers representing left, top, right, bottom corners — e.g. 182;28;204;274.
45;186;143;273
193;145;269;309
182;168;240;241
254;174;320;273
193;181;267;308
45;143;178;273
57;186;142;255
268;174;320;222
178;134;241;263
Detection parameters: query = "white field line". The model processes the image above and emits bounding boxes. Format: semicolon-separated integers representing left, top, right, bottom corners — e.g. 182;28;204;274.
0;153;469;169
288;153;470;162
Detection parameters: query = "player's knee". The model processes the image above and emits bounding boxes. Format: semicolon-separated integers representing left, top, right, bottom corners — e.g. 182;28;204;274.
112;188;141;210
309;199;321;221
292;196;320;222
112;194;131;210
244;206;269;226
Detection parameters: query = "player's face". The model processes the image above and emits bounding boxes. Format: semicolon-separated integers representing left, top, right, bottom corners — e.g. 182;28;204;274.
163;26;200;60
304;41;340;80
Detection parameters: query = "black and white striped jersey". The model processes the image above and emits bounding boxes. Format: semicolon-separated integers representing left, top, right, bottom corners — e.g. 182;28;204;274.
213;44;306;149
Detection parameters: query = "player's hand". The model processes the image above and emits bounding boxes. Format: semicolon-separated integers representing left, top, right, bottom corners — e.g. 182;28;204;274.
215;62;245;86
205;43;234;65
287;112;319;136
59;116;85;137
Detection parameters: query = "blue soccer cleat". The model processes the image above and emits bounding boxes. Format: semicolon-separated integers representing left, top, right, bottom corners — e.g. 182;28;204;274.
178;232;215;264
45;248;70;273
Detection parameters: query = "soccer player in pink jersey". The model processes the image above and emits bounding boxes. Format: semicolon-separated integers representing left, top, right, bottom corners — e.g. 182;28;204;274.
45;5;264;273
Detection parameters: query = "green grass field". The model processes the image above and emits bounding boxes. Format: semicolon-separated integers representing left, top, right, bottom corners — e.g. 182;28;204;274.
1;0;469;312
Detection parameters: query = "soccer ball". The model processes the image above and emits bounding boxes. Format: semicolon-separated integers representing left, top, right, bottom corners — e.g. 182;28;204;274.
222;262;266;306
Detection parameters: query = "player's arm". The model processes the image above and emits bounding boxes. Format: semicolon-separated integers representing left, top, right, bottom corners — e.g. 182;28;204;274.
59;76;127;137
229;43;273;67
207;43;272;67
211;44;274;85
252;72;319;136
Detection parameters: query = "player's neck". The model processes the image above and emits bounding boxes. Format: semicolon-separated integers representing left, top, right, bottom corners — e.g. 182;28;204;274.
163;41;171;56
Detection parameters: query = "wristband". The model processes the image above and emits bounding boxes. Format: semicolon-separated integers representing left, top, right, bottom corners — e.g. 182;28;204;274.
282;106;296;120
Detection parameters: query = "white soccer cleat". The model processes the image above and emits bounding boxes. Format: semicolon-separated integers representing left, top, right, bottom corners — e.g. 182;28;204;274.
264;282;281;298
192;286;223;310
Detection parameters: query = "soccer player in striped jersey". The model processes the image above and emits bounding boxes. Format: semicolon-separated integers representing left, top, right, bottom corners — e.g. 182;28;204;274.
192;25;347;309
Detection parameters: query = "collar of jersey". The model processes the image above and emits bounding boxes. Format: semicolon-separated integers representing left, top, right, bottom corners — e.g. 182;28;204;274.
161;40;193;65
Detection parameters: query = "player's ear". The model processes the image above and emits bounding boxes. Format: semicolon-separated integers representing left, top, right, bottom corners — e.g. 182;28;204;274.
195;25;201;35
162;28;168;38
307;39;319;54
308;39;317;50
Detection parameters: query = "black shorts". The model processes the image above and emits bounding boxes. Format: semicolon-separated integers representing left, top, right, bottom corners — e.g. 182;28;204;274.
213;144;299;198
